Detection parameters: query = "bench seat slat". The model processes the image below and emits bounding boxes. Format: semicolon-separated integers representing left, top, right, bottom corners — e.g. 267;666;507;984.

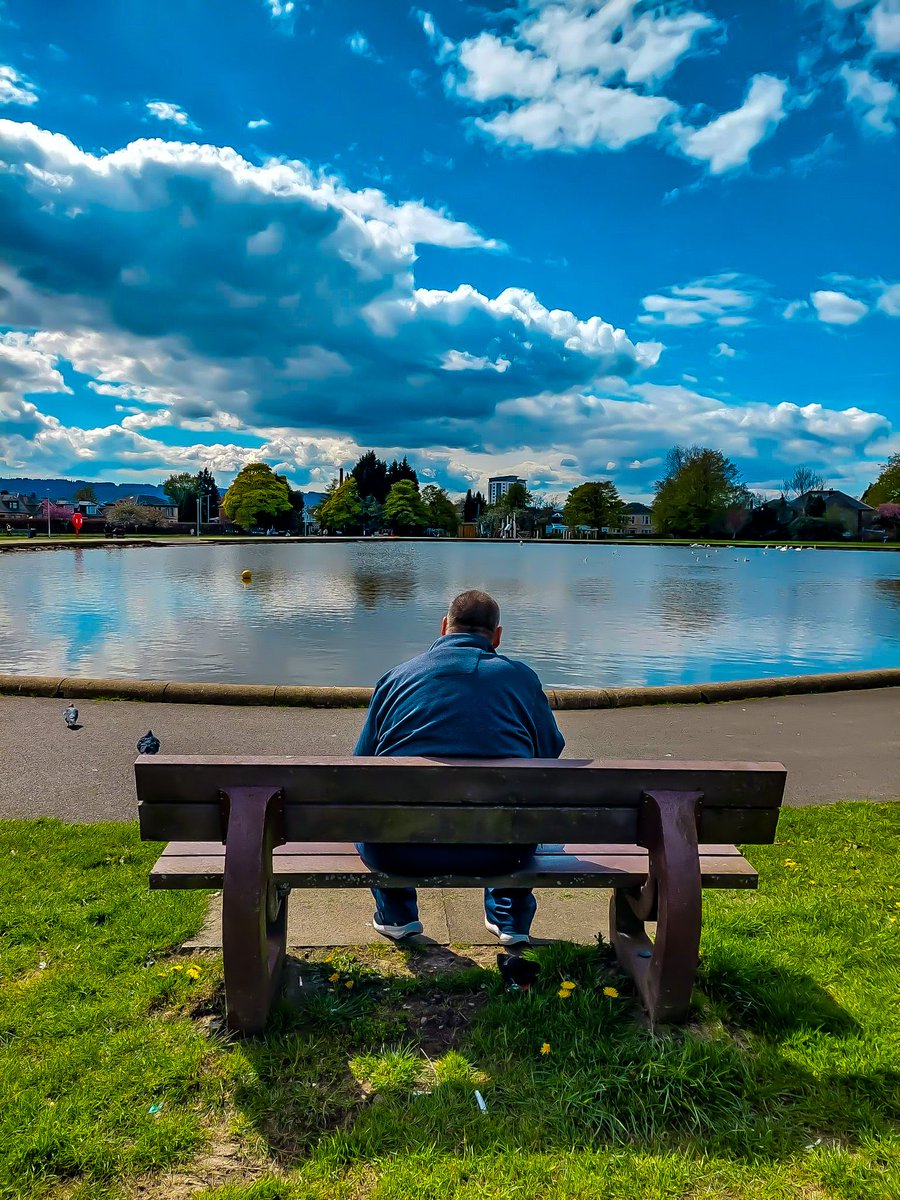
139;802;779;845
161;840;749;858
149;846;758;890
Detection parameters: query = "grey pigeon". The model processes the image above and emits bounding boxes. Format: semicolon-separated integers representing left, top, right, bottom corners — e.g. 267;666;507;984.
63;703;78;729
136;730;161;755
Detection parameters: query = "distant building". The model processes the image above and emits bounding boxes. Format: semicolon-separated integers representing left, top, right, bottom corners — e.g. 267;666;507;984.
0;491;41;519
788;489;875;538
133;495;178;519
544;513;567;536
488;475;527;506
623;502;655;536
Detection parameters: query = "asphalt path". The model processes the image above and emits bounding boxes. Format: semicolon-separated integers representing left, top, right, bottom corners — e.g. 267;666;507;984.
2;688;897;823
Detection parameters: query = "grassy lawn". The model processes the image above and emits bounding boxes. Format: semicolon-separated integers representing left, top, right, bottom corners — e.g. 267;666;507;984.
1;804;898;1200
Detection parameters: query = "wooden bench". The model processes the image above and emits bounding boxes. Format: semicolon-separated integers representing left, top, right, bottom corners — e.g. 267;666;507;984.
136;755;786;1034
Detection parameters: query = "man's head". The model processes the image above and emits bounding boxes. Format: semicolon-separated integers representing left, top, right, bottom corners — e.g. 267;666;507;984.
440;589;502;648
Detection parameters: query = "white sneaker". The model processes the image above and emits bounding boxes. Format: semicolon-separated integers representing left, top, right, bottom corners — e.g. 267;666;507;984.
372;915;423;941
484;919;530;946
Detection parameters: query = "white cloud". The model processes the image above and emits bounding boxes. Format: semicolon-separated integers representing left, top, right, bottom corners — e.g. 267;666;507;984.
247;118;270;130
840;64;899;133
639;276;757;327
810;289;869;324
783;299;810;320
877;282;900;315
867;0;900;53
0;65;38;107
714;342;736;357
146;100;198;129
674;75;788;174
347;32;379;60
432;1;717;156
0;119;653;470
265;0;295;21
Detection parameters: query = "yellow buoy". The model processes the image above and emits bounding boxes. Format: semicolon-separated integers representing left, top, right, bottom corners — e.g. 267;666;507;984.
241;569;252;582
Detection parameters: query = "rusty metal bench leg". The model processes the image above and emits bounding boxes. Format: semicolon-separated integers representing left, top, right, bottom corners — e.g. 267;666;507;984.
220;786;287;1035
609;789;703;1023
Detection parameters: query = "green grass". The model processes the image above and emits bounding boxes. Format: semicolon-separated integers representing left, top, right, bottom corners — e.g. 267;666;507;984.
1;804;898;1200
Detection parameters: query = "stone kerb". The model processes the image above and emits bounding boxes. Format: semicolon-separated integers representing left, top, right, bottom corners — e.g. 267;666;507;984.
1;668;899;708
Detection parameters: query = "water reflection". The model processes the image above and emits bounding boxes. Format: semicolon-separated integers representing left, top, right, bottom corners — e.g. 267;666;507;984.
872;577;900;609
1;542;899;687
656;574;725;632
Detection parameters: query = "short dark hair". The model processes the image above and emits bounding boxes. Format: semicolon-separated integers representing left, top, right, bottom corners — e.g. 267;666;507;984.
446;589;500;637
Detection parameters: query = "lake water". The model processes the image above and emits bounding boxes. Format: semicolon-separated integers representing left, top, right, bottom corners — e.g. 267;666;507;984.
1;541;899;687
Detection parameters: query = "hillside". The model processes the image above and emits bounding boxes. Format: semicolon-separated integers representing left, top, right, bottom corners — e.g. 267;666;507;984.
0;478;168;503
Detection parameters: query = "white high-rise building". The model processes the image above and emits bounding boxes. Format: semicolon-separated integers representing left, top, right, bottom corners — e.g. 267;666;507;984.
488;475;527;506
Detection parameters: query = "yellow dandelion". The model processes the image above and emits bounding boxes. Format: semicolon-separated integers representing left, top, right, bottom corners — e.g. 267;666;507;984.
557;988;572;999
328;972;340;983
540;1042;551;1056
560;980;577;990
186;966;202;980
344;980;354;989
603;986;619;998
783;860;798;868
171;964;185;973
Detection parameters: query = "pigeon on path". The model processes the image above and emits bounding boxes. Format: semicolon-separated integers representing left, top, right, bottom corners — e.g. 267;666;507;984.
63;703;78;730
136;730;161;755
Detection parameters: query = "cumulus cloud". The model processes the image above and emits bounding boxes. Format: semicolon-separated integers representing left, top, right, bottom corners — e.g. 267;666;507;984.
714;342;736;357
347;32;380;61
0;119;655;467
146;100;198;129
428;1;717;156
0;65;38;107
840;63;899;132
247;117;270;130
673;75;788;173
877;282;900;315
866;0;900;53
639;276;758;327
810;289;870;324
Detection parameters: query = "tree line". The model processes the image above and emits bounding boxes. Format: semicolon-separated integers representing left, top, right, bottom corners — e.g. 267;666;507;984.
94;445;900;538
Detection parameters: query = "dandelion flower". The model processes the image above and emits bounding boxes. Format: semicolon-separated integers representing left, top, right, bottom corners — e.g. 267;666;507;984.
328;972;340;983
557;988;572;999
560;980;576;990
540;1042;551;1055
603;987;619;998
186;965;202;980
172;964;184;973
344;980;354;989
783;860;798;868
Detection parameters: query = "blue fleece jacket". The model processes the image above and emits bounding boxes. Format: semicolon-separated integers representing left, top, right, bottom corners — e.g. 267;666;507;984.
354;632;565;760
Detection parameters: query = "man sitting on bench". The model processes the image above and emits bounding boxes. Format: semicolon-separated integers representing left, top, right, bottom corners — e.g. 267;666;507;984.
355;589;565;945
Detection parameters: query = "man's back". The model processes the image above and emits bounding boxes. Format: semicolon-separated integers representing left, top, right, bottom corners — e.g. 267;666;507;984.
354;632;565;760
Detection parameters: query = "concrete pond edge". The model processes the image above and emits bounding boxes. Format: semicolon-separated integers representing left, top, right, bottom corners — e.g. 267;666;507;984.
1;668;899;709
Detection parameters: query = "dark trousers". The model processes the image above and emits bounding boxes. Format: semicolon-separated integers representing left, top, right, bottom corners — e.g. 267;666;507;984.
355;842;538;934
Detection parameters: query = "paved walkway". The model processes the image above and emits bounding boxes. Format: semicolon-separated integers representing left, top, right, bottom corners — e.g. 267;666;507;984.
3;689;897;946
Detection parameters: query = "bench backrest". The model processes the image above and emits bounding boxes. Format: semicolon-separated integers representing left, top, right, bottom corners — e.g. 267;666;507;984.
136;756;786;845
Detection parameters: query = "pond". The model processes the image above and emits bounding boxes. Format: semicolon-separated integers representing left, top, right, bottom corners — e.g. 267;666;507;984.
2;541;899;688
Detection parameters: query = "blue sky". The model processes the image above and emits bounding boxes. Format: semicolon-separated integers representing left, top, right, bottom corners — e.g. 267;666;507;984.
0;0;897;501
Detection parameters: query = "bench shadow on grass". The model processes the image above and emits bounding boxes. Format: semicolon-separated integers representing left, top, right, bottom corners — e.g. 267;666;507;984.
220;944;894;1171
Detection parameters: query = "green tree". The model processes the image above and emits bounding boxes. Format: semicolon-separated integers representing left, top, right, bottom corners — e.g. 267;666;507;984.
221;462;292;529
360;494;385;534
162;472;199;521
195;467;219;520
73;484;97;504
105;500;169;530
316;477;364;533
386;456;419;490
421;484;459;534
498;481;532;514
384;479;429;532
351;451;390;503
653;446;749;538
563;481;626;532
862;453;900;506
